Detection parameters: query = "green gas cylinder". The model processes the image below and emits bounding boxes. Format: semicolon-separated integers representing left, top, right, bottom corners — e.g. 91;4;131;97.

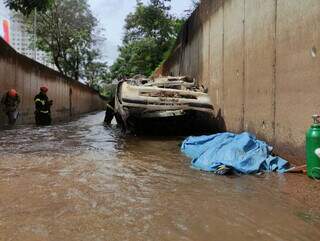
306;114;320;179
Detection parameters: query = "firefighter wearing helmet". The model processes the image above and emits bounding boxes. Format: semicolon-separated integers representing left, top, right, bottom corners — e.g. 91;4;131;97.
1;89;21;125
34;86;53;125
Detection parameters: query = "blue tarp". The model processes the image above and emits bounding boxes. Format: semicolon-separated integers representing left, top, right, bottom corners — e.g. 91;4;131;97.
181;132;289;174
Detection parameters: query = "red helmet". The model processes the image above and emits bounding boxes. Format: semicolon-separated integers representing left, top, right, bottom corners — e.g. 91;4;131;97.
8;89;17;97
40;86;48;92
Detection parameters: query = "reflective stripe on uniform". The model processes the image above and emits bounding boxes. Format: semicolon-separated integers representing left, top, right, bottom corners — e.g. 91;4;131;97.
40;110;49;114
35;98;45;105
106;103;114;111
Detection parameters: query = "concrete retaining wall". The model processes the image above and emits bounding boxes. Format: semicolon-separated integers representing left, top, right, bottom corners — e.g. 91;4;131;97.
0;38;106;126
160;0;320;163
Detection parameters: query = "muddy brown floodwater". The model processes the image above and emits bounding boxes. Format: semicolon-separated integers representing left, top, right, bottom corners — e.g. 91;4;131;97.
0;112;320;241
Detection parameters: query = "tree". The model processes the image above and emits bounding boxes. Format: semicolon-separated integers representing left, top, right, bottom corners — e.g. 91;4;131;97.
111;0;183;78
26;0;105;81
123;0;172;43
111;37;159;78
83;51;109;90
4;0;53;15
184;0;201;17
192;0;201;7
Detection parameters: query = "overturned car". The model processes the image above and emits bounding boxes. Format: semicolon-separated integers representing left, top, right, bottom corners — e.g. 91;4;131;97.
109;76;215;134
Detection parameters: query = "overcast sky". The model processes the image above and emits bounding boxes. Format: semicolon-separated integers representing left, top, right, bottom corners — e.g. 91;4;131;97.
0;1;9;17
88;0;193;64
1;1;193;64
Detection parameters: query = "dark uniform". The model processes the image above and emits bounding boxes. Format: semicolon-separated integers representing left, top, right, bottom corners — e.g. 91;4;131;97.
34;92;52;126
104;98;115;125
1;92;21;125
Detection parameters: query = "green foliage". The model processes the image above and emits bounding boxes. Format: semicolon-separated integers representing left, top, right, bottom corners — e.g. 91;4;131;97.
25;0;107;82
123;0;173;43
84;54;109;91
83;50;112;95
110;0;183;79
111;37;159;78
4;0;53;15
99;83;116;100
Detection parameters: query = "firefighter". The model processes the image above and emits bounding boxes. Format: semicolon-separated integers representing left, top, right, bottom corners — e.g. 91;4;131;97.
104;97;115;125
1;89;21;125
34;86;53;126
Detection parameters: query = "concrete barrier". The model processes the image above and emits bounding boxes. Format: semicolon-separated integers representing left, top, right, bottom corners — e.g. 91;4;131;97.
0;37;106;126
159;0;320;163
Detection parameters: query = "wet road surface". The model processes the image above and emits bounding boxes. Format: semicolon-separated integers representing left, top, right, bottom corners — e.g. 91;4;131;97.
0;112;319;241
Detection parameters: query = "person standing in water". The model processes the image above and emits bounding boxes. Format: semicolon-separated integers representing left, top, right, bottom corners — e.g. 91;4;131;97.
34;86;53;126
1;89;21;125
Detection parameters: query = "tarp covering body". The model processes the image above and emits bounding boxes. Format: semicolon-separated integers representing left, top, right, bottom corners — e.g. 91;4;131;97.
181;132;289;174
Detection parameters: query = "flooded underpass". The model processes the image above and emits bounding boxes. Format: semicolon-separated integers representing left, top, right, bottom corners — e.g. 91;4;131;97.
0;112;319;241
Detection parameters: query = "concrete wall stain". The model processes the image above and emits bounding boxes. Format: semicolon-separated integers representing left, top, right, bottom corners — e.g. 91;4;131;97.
158;0;320;164
0;38;106;126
